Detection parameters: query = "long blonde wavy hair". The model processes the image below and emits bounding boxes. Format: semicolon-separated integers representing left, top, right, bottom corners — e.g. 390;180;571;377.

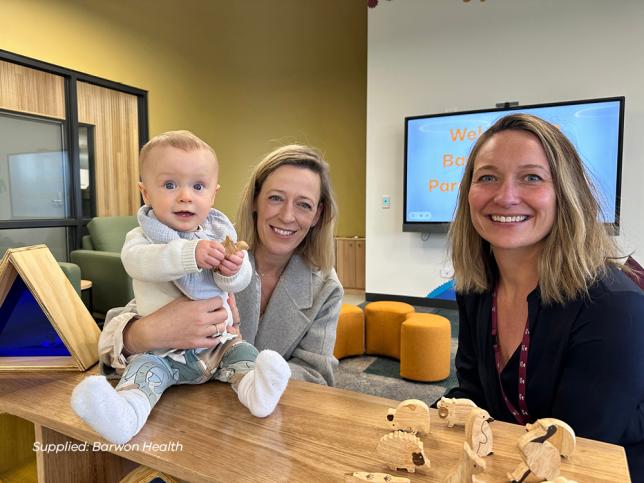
236;144;338;273
449;113;620;304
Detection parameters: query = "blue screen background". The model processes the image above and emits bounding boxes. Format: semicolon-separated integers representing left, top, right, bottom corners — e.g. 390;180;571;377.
405;100;621;223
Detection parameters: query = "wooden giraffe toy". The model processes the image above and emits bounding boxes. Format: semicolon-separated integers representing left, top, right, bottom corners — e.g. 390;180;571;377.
443;442;487;483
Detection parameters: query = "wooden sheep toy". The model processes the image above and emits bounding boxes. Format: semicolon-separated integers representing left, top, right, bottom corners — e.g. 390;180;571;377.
526;418;576;458
508;423;561;482
344;472;410;483
376;431;431;474
443;442;486;483
464;407;494;457
386;399;430;435
437;397;478;427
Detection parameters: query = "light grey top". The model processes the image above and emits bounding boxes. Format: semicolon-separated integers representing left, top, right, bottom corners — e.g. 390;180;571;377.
237;253;343;386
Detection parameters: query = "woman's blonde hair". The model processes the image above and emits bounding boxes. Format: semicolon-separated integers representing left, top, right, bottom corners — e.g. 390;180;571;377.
236;144;337;272
449;113;619;304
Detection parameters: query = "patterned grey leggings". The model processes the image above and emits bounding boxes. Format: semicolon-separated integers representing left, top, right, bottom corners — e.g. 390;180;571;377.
115;341;259;407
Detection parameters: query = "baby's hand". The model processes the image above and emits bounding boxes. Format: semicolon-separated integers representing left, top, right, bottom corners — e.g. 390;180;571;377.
218;250;244;277
195;240;225;270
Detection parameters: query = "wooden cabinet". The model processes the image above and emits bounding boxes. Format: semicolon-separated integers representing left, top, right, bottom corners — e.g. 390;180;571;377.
335;237;365;291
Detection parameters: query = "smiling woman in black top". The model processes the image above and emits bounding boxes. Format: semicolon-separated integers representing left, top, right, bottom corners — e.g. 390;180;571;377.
444;113;644;481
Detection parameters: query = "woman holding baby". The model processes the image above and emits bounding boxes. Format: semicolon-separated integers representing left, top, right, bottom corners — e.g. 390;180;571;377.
100;144;343;387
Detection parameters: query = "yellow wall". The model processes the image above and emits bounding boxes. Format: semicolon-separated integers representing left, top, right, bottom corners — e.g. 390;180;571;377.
1;0;366;236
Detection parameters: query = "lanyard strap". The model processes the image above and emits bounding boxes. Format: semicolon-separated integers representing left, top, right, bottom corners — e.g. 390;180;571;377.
491;288;531;425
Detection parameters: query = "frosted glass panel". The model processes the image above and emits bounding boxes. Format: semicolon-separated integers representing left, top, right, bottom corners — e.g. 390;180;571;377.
0;227;67;261
0;113;68;220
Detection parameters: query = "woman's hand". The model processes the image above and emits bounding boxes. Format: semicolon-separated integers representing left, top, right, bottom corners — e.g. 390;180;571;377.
123;296;229;354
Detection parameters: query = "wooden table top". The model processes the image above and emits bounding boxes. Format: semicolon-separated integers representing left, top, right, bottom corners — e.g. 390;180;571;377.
0;368;630;482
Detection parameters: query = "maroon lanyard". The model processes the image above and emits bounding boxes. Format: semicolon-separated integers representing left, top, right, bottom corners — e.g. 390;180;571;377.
491;288;531;425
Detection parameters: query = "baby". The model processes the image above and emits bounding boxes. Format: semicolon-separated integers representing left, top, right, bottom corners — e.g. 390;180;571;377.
71;130;290;444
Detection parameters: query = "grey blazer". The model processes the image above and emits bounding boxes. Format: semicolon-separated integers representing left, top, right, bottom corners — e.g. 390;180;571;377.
237;253;344;386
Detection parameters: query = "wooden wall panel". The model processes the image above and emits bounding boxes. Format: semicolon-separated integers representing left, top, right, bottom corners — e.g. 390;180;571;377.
355;238;365;290
0;60;65;119
0;414;35;477
335;237;365;291
77;81;140;216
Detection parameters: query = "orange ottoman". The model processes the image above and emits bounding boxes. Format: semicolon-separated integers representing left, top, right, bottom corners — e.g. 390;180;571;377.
334;304;365;360
400;313;451;382
365;301;415;359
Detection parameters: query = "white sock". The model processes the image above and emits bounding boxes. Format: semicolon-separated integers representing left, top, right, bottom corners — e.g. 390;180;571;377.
236;350;291;418
70;375;151;444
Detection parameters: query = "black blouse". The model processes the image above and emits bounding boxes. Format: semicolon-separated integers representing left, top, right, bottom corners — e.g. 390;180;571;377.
444;266;644;481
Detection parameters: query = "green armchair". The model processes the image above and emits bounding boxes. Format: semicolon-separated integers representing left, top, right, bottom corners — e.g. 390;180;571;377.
70;216;138;318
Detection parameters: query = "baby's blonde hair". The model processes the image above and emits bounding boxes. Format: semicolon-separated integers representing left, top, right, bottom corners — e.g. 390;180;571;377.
139;130;217;178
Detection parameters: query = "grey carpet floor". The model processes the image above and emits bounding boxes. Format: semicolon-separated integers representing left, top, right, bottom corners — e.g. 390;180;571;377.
334;305;459;408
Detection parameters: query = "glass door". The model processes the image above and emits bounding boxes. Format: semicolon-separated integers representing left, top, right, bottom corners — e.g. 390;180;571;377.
0;112;71;260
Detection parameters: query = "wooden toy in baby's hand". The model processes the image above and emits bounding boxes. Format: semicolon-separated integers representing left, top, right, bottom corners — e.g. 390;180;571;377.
222;235;249;256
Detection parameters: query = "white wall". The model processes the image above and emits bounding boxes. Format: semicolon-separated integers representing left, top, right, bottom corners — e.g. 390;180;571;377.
366;0;644;298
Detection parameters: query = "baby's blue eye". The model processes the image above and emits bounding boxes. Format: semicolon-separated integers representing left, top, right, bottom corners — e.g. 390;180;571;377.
193;183;204;191
164;181;176;189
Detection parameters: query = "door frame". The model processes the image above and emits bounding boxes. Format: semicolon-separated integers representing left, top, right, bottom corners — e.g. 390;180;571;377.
0;49;148;258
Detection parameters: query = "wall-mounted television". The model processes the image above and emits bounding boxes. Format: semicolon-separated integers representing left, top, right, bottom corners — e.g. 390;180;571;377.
403;97;625;233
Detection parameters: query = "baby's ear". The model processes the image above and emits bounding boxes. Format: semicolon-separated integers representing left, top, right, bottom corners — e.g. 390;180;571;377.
138;181;149;204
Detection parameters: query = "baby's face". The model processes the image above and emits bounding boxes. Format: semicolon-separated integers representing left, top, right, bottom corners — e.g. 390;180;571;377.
138;146;219;232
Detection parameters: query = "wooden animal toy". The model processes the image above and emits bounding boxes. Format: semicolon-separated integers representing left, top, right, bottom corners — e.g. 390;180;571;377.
443;442;486;483
526;418;576;458
344;472;410;483
222;235;249;256
465;407;494;457
544;477;579;483
386;399;430;435
376;430;431;474
508;423;561;482
437;397;478;428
